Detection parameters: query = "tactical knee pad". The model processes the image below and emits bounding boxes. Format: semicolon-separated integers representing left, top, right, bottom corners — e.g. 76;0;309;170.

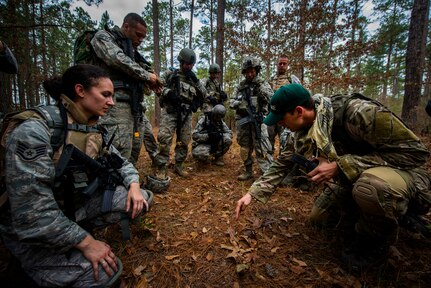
352;177;385;216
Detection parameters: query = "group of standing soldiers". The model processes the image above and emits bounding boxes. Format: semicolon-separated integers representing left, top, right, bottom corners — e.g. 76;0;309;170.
85;13;295;187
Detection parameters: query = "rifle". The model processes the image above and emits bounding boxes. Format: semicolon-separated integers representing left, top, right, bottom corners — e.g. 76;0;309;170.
239;86;264;151
171;71;186;145
55;143;124;218
205;113;223;155
291;153;318;173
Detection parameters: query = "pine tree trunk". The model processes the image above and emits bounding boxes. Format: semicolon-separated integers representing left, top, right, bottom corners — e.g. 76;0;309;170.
216;0;225;86
402;0;430;128
152;0;161;126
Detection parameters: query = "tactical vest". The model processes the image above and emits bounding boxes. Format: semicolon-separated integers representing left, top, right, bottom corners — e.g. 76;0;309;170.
95;28;143;101
234;80;262;117
0;105;105;208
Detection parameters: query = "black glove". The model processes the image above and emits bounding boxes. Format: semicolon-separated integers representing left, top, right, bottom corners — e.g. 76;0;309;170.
185;70;199;84
167;90;177;101
220;91;227;101
208;96;217;106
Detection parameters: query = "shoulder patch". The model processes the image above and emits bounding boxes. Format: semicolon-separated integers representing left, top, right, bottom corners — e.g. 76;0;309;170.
15;140;48;161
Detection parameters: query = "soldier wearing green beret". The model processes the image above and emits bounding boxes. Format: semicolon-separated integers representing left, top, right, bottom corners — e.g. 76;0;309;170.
236;84;431;270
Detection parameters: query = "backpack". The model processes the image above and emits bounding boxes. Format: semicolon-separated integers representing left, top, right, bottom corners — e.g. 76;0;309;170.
73;30;99;65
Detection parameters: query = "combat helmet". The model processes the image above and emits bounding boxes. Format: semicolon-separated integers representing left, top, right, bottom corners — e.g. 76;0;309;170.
241;56;261;74
145;175;171;194
209;63;221;73
212;104;226;117
177;48;196;64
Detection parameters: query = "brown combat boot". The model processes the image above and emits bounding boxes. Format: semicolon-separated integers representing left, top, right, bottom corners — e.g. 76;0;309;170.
174;162;189;178
237;164;253;181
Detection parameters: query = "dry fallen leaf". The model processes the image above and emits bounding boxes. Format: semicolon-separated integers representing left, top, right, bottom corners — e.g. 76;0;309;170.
133;265;146;276
190;231;199;239
292;257;307;267
236;263;249;274
206;253;214;261
156;231;162;242
271;247;280;253
289;263;305;275
165;255;180;260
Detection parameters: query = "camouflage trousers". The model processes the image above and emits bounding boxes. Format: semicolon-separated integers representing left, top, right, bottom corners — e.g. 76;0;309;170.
267;123;284;156
2;186;152;287
155;109;192;167
130;113;158;165
310;166;431;244
192;136;232;163
236;120;273;173
98;95;135;161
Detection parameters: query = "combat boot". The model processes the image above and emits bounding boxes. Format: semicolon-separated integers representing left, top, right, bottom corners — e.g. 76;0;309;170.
174;162;189;178
213;157;225;166
155;166;168;180
237;164;253;181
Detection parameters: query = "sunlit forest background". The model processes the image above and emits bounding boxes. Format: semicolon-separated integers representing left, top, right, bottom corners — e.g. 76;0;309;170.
0;0;429;130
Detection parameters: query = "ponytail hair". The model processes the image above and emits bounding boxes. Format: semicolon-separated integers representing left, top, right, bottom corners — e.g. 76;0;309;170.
43;64;109;101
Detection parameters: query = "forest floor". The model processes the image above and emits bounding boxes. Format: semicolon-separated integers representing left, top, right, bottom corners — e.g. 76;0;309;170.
113;133;431;288
1;133;431;288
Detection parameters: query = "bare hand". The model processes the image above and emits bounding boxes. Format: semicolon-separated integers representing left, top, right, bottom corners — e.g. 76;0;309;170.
76;235;118;281
307;157;338;185
127;182;148;219
235;193;252;220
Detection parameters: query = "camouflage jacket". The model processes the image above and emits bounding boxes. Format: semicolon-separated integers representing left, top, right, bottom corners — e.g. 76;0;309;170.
249;93;430;203
192;114;232;147
91;26;151;83
270;72;291;91
202;78;227;113
0;97;139;253
159;69;207;112
230;77;273;117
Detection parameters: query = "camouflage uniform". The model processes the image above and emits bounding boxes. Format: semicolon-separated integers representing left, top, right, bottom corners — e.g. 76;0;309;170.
201;77;227;113
0;97;151;287
268;72;291;155
230;77;273;175
130;104;158;165
155;69;206;171
192;114;233;163
248;93;431;246
91;26;158;163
